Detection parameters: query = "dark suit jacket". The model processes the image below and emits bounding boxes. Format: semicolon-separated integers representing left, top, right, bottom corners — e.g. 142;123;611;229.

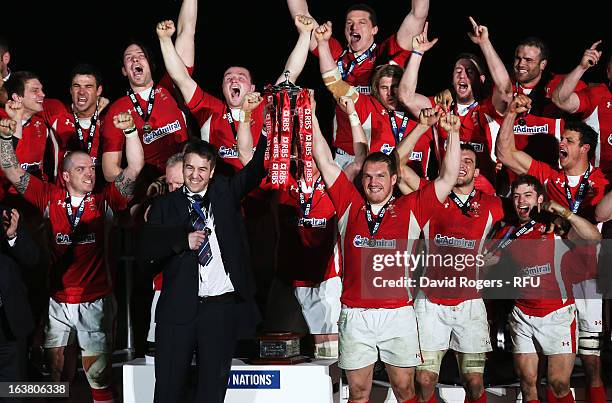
137;135;267;336
0;207;40;339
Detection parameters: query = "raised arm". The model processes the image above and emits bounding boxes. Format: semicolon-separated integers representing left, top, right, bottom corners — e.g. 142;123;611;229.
595;190;612;223
174;0;197;67
396;0;429;50
112;113;145;200
552;40;602;114
311;97;341;189
286;0;319;51
434;114;460;202
337;96;368;181
495;95;534;175
398;23;437;117
275;15;315;85
0;119;30;194
236;92;263;165
315;22;359;103
543;200;602;242
157;20;198;103
395;108;439;194
467;16;512;114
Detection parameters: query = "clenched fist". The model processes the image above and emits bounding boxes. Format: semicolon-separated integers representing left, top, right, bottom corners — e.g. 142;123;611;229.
509;94;532;115
418;108;441;127
241;92;263;113
0;119;16;139
439;113;460;134
113;112;136;131
156;20;176;39
295;14;315;35
314;21;332;44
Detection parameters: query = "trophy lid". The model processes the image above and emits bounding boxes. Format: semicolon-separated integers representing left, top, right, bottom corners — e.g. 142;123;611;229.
267;70;301;94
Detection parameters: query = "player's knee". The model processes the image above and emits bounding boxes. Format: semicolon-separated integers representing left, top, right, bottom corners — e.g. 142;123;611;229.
548;378;571;397
463;375;484;400
578;331;601;356
83;353;111;389
348;382;371;401
416;369;439;392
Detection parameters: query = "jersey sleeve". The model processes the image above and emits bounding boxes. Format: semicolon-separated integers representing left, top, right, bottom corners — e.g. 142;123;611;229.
22;174;53;212
574;86;598;117
42;99;70;126
326;171;360;218
378;34;411;66
406;179;443;226
105;181;130;212
158;66;195;93
312;36;345;61
527;159;557;185
185;85;224;128
101;103;126;153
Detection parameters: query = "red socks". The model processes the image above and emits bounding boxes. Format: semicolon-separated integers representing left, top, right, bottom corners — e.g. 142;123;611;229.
91;387;114;402
401;397;418;403
587;386;607;403
547;387;558;403
556;392;574;403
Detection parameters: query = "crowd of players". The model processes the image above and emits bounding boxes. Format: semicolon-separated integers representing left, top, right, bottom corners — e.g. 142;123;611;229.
0;0;611;402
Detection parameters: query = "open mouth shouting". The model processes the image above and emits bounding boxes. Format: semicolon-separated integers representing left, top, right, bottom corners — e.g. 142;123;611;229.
350;31;362;46
229;84;242;103
559;147;569;162
517;204;531;217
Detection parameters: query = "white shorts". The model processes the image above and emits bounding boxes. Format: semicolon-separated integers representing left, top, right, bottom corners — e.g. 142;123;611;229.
147;290;161;342
333;148;355;171
44;295;116;354
573;279;603;333
294;277;342;334
414;297;492;353
509;304;577;355
338;305;422;370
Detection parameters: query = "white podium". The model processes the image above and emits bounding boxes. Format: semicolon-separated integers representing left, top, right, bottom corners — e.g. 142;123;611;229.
122;357;341;403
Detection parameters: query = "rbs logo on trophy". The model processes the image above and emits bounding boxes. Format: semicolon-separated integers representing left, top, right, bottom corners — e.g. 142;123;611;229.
227;370;281;389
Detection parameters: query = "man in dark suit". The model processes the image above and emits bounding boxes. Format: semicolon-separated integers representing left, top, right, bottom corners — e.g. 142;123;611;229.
138;116;267;403
0;206;40;400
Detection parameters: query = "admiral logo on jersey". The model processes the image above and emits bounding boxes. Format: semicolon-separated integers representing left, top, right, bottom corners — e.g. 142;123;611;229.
434;234;476;249
142;120;182;144
522;263;552;277
298;217;327;228
353;235;396;249
514;123;549;134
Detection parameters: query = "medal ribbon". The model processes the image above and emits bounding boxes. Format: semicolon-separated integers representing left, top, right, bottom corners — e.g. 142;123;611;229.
365;196;394;237
388;110;410;145
449;188;476;217
337;42;377;80
65;192;90;232
224;103;239;142
298;176;322;218
564;165;591;214
492;220;537;253
72;100;99;155
127;86;156;126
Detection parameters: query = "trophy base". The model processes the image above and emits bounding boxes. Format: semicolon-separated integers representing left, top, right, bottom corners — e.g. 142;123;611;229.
249;355;310;365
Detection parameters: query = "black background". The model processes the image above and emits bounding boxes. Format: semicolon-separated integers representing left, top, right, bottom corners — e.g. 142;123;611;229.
3;0;609;114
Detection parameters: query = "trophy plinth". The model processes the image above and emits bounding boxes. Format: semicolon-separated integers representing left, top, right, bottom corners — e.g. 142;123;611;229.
250;332;308;365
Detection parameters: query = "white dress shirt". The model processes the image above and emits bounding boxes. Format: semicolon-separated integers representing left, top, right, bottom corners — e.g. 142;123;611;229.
186;188;235;297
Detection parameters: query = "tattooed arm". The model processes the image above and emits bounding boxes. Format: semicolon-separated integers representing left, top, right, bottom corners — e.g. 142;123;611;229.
0;119;30;194
112;113;145;199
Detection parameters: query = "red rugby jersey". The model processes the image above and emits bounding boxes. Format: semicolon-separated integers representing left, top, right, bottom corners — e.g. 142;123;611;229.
420;187;504;305
23;176;129;303
328;172;440;308
575;83;612;180
186;85;264;175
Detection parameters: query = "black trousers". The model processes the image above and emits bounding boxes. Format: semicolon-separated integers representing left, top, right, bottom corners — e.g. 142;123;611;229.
154;298;238;403
0;312;27;403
